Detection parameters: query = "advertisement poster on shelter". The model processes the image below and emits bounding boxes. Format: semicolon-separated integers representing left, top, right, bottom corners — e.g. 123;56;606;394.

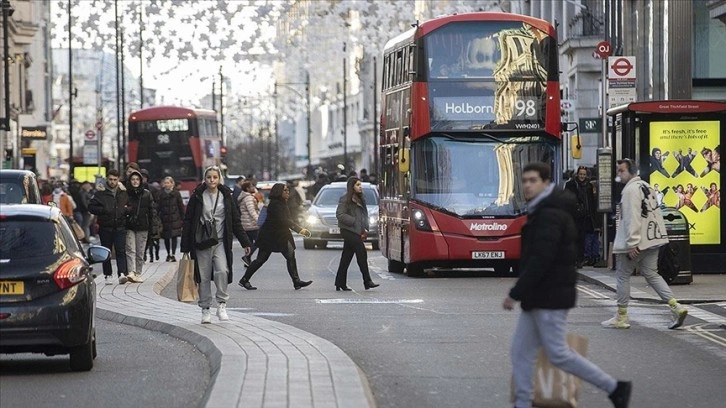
649;121;720;245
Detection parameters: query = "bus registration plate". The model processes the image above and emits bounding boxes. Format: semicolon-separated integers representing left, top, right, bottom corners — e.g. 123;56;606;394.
471;251;504;259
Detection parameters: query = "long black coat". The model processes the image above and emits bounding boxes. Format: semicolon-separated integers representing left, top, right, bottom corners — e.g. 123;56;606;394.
509;189;578;311
180;184;252;284
158;188;185;238
255;198;303;253
564;178;598;231
126;186;156;232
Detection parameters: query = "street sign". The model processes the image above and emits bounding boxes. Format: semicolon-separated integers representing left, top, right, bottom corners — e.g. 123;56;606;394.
594;41;612;59
84;129;97;144
560;99;575;112
578;117;602;133
83;145;98;165
607;56;637;107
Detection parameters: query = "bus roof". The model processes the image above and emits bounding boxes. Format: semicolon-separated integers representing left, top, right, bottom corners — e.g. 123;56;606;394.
128;106;217;122
422;12;555;38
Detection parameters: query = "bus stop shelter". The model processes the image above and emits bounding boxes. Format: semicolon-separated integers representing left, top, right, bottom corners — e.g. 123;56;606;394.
607;100;725;273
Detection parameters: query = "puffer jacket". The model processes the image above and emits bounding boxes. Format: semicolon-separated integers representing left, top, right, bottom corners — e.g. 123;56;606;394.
336;194;369;235
158;188;185;238
126;175;157;232
88;180;129;229
238;191;260;231
508;188;578;311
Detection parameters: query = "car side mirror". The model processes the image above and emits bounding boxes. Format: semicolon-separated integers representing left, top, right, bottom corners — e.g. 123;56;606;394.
87;245;111;264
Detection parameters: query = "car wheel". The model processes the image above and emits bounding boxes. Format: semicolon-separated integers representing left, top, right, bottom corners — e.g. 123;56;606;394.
303;239;316;250
371;241;380;251
69;340;94;372
406;263;425;277
387;259;405;274
317;241;328;249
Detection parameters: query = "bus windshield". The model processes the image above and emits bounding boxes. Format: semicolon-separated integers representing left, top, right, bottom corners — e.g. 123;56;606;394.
411;135;555;217
130;120;197;180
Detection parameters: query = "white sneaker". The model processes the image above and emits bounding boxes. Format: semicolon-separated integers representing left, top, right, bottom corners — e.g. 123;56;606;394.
669;304;688;329
602;313;631;329
128;272;145;283
118;275;128;284
201;308;212;324
217;303;229;321
104;275;113;285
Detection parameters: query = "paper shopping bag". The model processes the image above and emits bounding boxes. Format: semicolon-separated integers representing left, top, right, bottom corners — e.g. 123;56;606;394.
176;253;199;302
511;333;589;408
70;219;85;241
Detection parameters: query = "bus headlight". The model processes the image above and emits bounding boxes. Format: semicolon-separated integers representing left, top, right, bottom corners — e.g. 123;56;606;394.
306;214;319;225
411;208;432;232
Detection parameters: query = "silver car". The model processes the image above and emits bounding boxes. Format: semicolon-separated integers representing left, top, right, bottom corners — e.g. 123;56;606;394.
303;182;379;250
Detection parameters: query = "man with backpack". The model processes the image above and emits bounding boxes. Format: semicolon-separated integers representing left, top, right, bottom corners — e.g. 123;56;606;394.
602;158;688;330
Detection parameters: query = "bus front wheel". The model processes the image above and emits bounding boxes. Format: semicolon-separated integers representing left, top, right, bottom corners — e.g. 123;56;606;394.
387;259;405;274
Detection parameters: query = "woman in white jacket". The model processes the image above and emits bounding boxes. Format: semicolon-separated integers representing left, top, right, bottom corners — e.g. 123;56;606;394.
238;181;260;266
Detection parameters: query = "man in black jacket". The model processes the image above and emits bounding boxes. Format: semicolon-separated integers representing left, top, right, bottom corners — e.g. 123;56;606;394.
88;169;130;285
503;162;631;408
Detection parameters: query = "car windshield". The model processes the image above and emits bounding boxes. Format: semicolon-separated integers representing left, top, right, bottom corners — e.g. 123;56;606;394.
314;188;378;207
0;220;63;260
411;135;556;217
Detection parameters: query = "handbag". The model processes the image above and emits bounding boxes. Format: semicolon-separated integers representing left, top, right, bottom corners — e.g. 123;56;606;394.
195;192;220;250
70;219;85;240
176;253;198;302
126;199;142;227
511;333;588;408
257;206;268;227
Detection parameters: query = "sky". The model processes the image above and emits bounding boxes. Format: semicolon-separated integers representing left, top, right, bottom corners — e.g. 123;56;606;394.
50;0;284;105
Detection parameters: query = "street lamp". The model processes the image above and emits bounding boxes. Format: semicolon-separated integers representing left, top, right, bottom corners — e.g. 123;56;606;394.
275;71;311;179
1;0;14;135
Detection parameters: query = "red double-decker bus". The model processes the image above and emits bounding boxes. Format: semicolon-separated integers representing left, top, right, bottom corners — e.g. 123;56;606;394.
128;106;221;204
379;12;562;276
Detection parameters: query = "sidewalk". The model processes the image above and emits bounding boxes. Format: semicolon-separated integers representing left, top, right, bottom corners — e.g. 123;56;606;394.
578;267;726;304
95;261;373;408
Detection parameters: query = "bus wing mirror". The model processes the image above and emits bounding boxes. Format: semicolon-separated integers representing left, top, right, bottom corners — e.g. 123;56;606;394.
398;148;410;173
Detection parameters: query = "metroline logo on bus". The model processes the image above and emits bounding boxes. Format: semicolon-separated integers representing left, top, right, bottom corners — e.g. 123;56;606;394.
469;222;508;231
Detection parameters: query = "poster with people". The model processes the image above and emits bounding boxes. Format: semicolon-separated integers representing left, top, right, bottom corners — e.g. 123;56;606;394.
649;121;721;245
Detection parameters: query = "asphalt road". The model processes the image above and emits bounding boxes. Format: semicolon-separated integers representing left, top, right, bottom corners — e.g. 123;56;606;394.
160;240;726;408
0;317;210;408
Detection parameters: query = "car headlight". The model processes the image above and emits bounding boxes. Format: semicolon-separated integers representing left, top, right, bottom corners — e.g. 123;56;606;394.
306;214;319;225
369;215;378;225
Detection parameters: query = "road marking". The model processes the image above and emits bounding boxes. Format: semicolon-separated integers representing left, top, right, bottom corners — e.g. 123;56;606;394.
316;298;424;304
685;306;726;325
577;284;610;300
226;307;256;311
685;323;726;348
247;312;296;317
369;263;396;281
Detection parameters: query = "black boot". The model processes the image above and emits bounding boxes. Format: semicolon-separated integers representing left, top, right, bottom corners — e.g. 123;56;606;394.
287;261;312;290
608;381;632;408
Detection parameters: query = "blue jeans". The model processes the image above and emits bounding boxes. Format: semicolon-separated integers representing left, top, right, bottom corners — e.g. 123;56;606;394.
511;309;616;407
99;227;128;277
584;232;600;259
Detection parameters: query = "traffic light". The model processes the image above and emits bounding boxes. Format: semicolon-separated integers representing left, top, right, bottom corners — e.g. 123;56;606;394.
220;146;227;161
570;134;582;159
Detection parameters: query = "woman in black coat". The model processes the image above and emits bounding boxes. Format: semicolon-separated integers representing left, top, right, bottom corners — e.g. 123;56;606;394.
180;167;251;324
334;177;379;291
124;171;156;283
159;176;185;262
238;183;313;290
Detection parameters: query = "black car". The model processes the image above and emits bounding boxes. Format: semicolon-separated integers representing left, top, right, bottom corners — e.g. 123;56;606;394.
0;169;42;204
0;204;110;371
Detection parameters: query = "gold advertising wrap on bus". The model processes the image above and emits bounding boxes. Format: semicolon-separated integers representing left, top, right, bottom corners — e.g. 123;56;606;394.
649;121;721;245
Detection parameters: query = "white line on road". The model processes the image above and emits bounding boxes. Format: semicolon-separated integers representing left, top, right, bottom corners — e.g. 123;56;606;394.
577;284;610;299
247;312;296;317
685;324;726;348
685;307;726;325
316;298;424;304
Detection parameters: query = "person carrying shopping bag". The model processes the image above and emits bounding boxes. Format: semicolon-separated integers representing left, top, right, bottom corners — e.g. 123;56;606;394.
180;166;252;324
334;177;379;291
238;183;313;291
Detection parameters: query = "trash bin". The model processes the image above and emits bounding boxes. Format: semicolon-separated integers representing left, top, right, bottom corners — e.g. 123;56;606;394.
658;207;693;285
